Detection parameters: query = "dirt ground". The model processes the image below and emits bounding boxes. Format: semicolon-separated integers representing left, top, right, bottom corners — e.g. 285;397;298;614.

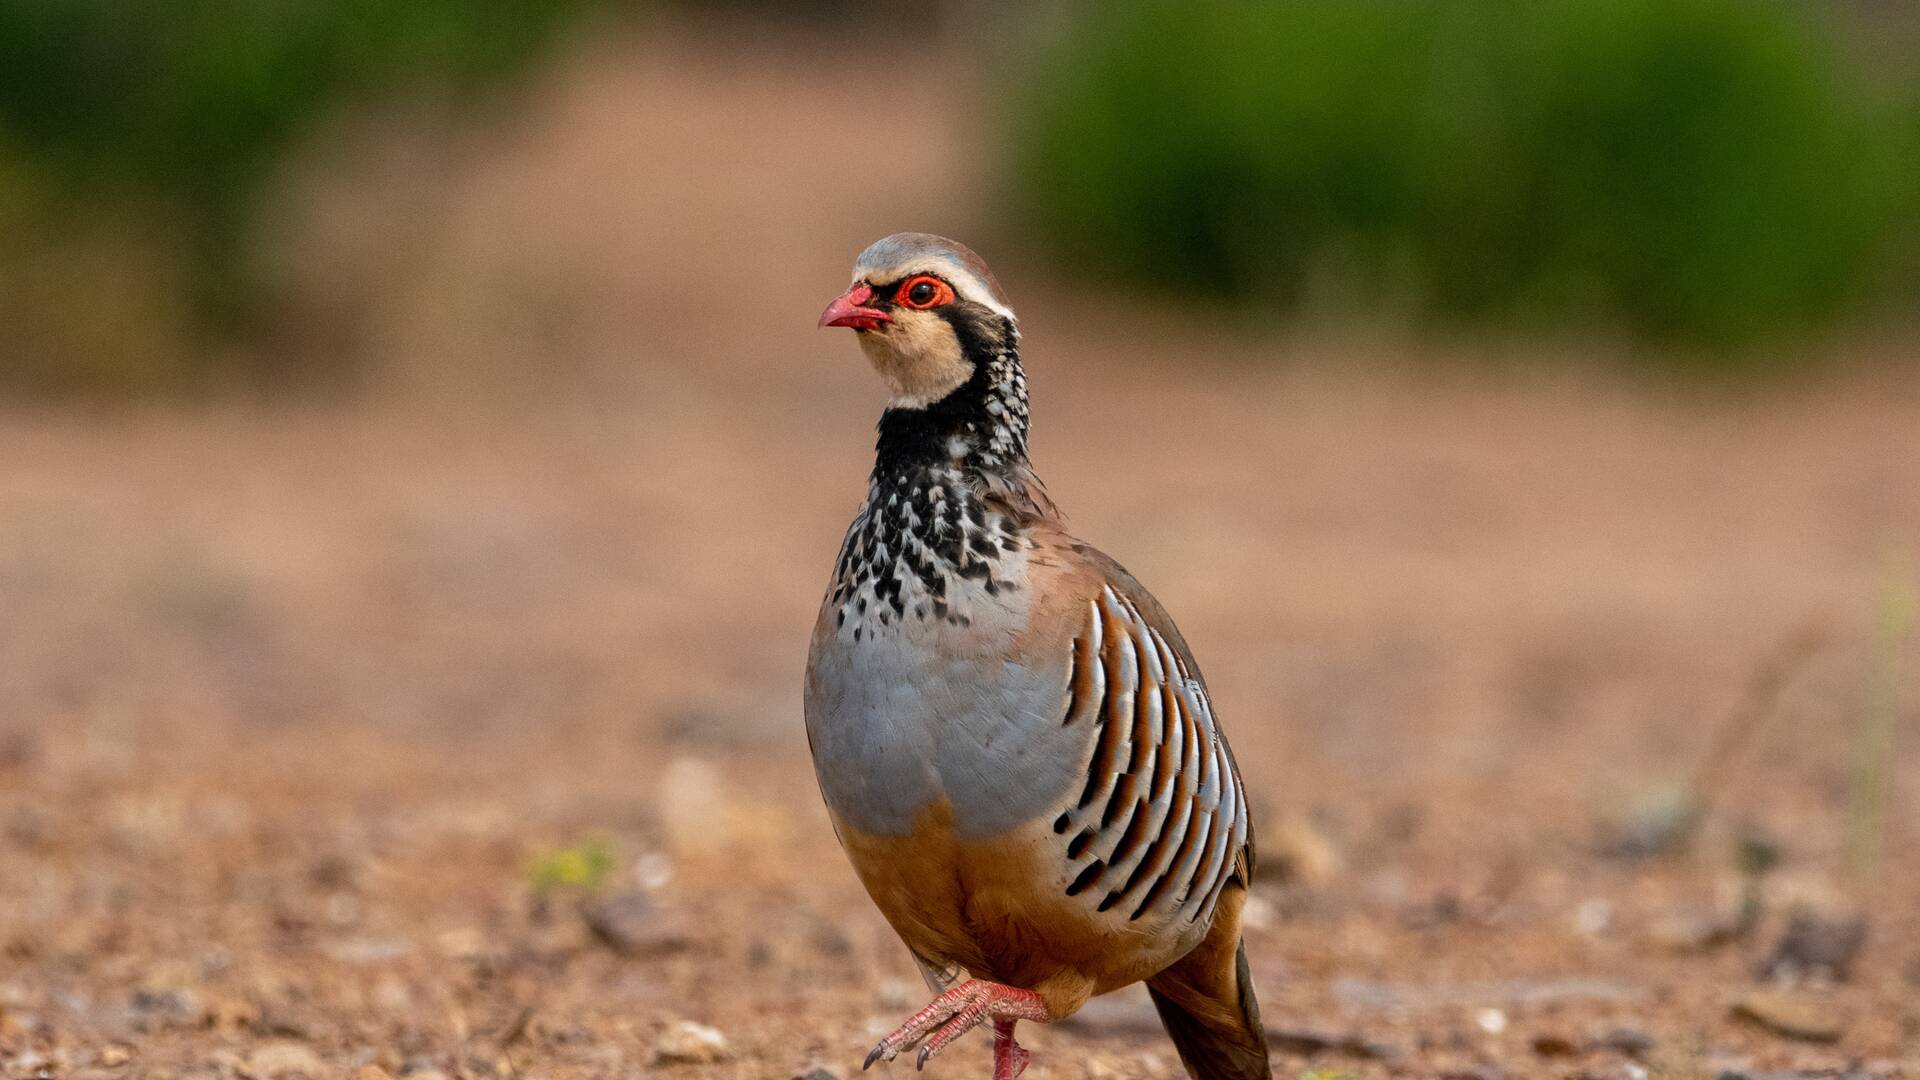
3;31;1919;1080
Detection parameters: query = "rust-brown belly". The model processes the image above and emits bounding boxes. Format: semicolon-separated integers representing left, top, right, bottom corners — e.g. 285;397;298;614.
834;800;1203;1018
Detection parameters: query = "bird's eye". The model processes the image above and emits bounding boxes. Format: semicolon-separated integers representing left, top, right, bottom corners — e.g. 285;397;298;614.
897;275;954;309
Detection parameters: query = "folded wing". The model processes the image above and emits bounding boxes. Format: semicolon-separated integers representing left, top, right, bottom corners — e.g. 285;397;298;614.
1050;579;1252;926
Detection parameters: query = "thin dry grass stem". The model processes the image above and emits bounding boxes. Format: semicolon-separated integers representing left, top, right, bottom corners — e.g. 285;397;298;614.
1685;622;1832;825
1844;548;1916;903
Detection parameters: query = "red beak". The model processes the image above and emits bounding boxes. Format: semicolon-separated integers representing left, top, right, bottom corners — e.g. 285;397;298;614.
819;284;890;331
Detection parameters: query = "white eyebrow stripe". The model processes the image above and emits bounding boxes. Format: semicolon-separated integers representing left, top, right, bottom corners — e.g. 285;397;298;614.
851;261;1017;322
939;267;1016;320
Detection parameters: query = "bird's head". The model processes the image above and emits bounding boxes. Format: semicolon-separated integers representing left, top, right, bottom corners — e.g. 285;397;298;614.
819;233;1017;408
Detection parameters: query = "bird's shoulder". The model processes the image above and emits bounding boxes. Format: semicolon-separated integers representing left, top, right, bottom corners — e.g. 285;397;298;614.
1014;521;1208;688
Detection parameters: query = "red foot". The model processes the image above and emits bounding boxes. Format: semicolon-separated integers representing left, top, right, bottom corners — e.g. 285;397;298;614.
863;980;1050;1072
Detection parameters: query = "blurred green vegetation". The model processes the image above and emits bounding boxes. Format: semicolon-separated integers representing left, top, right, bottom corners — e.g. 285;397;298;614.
1009;0;1920;363
0;0;603;393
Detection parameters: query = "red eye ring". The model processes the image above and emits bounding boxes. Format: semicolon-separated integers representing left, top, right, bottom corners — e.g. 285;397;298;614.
896;275;955;309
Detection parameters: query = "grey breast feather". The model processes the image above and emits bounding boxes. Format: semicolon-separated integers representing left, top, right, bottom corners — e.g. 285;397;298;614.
805;570;1091;839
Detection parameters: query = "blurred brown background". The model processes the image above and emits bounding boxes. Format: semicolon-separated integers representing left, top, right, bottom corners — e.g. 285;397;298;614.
0;4;1917;1079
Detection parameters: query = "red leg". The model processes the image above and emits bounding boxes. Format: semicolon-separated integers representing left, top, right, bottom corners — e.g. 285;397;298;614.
863;980;1050;1072
991;1018;1030;1080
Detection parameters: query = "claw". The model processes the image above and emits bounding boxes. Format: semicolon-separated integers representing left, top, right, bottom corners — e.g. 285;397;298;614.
863;1042;886;1070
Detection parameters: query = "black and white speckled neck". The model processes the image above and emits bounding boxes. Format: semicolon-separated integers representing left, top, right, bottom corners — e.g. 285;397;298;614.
829;327;1051;639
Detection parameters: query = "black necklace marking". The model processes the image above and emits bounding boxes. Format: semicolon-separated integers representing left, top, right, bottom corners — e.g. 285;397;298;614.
830;313;1035;637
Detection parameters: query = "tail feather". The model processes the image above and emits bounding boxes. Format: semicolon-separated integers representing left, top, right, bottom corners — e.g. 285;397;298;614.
1146;886;1270;1079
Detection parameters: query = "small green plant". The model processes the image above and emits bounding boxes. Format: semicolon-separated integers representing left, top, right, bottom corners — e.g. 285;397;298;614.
527;836;617;896
1007;0;1920;364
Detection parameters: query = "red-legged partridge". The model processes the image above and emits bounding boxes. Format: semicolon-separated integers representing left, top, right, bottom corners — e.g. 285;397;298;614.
807;234;1269;1080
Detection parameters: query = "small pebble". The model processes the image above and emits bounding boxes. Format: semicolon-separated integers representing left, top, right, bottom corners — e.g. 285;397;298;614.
652;1020;731;1065
582;891;691;958
129;987;204;1030
1731;989;1845;1043
246;1041;326;1078
1760;910;1867;980
1531;1034;1578;1057
632;851;674;891
1646;908;1742;953
1596;1028;1657;1058
1574;898;1613;936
